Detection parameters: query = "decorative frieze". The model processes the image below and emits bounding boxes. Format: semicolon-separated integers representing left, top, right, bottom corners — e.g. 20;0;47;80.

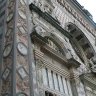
38;0;54;15
34;50;70;78
34;49;44;59
56;0;95;36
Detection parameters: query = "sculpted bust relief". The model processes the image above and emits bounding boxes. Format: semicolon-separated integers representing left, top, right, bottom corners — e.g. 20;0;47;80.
38;0;54;14
35;26;46;37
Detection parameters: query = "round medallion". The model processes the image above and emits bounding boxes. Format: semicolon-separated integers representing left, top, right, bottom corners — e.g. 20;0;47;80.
7;13;13;23
6;28;13;37
18;10;26;19
17;42;27;56
16;92;27;96
3;44;12;57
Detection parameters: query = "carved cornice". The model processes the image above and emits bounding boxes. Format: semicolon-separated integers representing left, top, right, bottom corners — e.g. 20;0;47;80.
41;44;80;68
29;3;73;39
57;0;96;36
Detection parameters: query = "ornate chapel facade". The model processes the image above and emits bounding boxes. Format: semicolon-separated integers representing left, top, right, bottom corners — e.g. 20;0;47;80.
0;0;96;96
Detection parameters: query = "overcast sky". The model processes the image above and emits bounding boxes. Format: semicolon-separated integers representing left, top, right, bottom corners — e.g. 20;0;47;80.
77;0;96;23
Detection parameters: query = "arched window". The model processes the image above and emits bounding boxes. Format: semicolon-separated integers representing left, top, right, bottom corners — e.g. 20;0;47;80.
66;22;94;61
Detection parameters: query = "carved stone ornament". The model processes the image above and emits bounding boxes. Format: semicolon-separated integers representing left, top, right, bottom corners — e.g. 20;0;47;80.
39;0;54;14
35;26;46;37
17;42;28;56
18;10;26;20
20;0;27;5
7;12;13;23
91;65;96;73
5;27;13;37
17;66;28;80
8;0;14;8
91;55;96;64
47;38;62;54
18;26;26;34
43;4;53;14
3;44;12;58
2;67;10;81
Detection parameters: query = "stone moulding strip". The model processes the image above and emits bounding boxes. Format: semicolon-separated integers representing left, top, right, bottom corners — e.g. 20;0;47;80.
43;60;70;78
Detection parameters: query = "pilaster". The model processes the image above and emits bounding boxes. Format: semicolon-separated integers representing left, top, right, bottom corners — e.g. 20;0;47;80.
70;67;86;96
0;0;37;96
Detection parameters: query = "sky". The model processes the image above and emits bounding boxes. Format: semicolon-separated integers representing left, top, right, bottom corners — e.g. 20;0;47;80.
77;0;96;23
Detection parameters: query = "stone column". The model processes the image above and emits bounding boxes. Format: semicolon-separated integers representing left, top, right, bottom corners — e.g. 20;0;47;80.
70;67;79;96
